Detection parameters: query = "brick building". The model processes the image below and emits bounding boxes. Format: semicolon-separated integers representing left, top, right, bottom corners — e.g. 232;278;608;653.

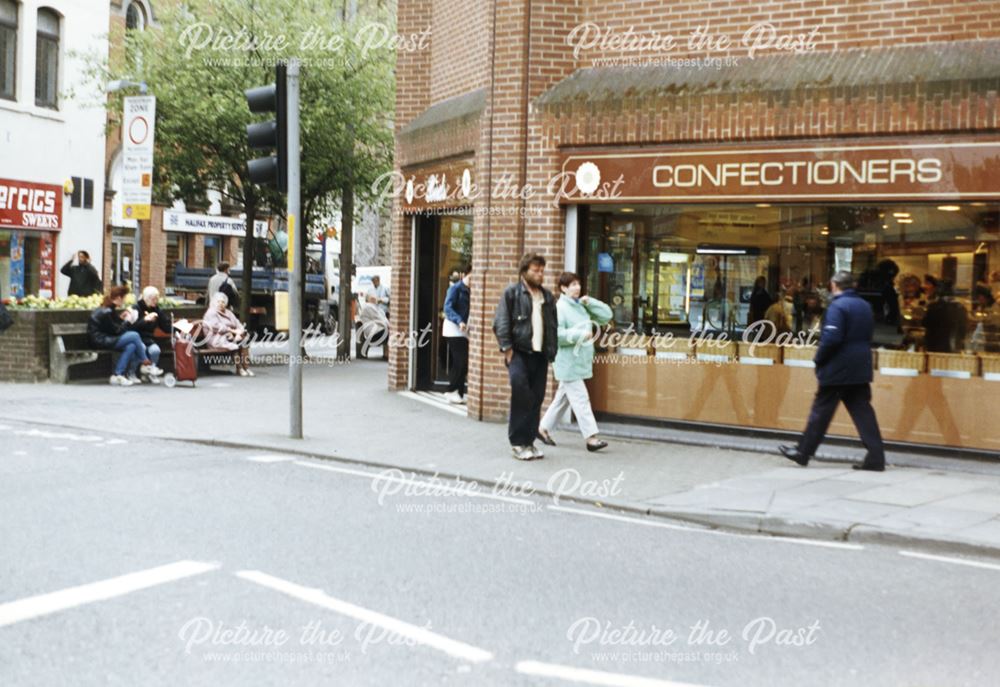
391;0;1000;454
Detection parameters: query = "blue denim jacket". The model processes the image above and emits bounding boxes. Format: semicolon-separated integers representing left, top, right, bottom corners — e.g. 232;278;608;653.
444;280;470;325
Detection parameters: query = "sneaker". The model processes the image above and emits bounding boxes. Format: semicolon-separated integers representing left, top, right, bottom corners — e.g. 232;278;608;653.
511;445;535;461
109;375;133;387
244;368;255;377
529;444;544;460
128;374;143;385
141;364;164;377
238;368;250;377
457;394;467;405
444;391;462;404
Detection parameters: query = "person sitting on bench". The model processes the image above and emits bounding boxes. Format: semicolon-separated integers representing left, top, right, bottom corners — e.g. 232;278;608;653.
202;292;254;377
87;286;157;386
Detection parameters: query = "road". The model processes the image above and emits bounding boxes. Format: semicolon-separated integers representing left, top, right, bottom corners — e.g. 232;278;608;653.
1;419;997;687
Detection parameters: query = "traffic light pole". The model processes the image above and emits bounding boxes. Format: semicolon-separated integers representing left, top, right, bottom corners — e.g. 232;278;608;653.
287;59;303;439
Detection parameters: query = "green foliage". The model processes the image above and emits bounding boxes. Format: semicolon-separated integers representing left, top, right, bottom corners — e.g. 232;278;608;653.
85;0;395;229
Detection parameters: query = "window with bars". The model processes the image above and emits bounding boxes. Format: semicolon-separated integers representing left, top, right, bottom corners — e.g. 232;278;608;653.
35;8;58;109
0;0;16;101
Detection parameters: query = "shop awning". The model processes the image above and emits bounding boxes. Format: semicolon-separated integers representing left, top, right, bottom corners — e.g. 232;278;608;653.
537;39;1000;107
400;88;486;136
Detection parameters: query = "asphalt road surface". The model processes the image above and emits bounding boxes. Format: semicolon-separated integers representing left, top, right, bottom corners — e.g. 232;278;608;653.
1;419;997;687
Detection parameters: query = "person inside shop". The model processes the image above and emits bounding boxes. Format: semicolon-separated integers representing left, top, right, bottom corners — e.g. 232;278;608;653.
747;276;773;326
537;271;613;452
779;271;885;472
201;292;253;376
132;286;171;381
206;262;240;311
87;285;157;386
356;294;390;361
366;275;390;317
800;291;825;334
923;280;968;353
922;274;940;303
763;285;795;335
442;264;472;404
61;250;103;297
969;285;1000;353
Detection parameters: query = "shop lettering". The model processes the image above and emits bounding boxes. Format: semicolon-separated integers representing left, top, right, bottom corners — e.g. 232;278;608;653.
19;213;59;228
0;185;56;214
652;158;942;189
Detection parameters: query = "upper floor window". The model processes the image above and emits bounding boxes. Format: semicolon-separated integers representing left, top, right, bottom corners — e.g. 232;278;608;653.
125;1;145;31
0;0;16;101
35;7;58;109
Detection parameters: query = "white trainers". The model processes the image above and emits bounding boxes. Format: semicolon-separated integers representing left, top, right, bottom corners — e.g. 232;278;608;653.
128;374;143;385
109;375;133;387
444;391;463;404
511;445;536;461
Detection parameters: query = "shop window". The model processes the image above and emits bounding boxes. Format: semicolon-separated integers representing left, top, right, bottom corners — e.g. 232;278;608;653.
0;230;42;299
165;232;187;289
582;202;1000;354
0;0;16;101
34;7;58;109
83;179;93;209
203;235;221;269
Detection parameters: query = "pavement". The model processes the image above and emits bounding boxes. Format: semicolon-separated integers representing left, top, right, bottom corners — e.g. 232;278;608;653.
1;336;999;561
5;421;999;686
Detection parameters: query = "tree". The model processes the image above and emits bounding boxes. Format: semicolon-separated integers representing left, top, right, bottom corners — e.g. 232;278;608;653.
87;0;394;324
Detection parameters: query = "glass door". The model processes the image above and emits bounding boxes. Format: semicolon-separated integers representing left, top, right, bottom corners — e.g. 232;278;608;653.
110;228;137;289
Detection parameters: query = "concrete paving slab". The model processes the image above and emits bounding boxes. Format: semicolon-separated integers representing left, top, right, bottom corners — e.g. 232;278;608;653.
863;504;997;532
769;497;905;523
954;518;1000;546
929;489;1000;513
846;485;962;507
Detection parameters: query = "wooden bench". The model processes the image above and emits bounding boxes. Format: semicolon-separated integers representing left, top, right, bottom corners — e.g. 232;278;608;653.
49;323;114;384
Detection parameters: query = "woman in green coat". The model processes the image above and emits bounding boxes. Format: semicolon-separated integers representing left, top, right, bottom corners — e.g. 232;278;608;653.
538;272;613;451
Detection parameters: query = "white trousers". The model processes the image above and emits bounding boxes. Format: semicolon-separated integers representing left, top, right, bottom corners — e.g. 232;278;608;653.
539;379;599;439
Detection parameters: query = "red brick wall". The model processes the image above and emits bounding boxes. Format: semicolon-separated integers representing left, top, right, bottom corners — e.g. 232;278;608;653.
578;0;1000;64
429;0;490;101
395;0;1000;422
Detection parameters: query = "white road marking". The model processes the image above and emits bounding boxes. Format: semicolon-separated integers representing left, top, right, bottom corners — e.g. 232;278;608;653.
0;560;220;628
51;446;69;452
515;661;709;687
245;454;296;463
548;506;864;550
236;570;494;663
14;450;27;456
15;429;103;443
294;460;535;506
104;439;127;445
899;550;1000;572
547;505;713;533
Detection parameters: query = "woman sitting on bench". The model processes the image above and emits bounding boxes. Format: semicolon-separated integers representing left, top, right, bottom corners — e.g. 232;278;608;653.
87;286;158;386
202;292;254;377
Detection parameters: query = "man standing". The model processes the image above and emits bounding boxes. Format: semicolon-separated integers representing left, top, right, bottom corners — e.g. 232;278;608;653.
493;253;558;461
61;251;102;297
366;275;390;316
207;262;240;312
779;271;886;471
442;264;471;405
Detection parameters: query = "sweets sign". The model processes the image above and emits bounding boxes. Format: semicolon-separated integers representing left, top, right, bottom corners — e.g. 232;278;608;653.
0;177;62;230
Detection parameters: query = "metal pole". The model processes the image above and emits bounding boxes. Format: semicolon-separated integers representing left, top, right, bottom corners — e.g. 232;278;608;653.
287;59;303;439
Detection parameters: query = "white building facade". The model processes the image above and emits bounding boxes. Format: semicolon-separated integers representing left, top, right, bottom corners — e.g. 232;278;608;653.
0;0;109;299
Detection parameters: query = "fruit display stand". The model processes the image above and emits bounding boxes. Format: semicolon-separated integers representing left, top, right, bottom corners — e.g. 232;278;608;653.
980;354;1000;382
782;344;817;368
737;342;782;366
926;352;980;379
876;349;926;377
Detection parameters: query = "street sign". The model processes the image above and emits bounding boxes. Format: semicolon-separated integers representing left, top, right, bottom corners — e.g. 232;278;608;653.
121;95;156;220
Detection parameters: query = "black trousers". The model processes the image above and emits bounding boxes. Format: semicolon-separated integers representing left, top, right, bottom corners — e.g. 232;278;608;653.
446;336;469;396
799;384;885;466
507;350;549;447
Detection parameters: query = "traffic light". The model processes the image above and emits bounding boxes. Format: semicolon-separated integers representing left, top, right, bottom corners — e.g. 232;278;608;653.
245;63;287;192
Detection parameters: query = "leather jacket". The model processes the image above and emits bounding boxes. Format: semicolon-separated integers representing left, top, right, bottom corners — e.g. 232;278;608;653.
493;280;558;362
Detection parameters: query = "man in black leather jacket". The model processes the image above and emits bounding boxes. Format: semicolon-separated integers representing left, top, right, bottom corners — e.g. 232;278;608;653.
493;253;558;461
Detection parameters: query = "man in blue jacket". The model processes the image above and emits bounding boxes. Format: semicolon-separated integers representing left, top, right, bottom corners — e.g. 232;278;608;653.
780;271;886;471
442;264;471;404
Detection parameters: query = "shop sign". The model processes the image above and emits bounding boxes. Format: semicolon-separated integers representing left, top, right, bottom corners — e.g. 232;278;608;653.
164;210;268;238
558;136;1000;203
399;159;475;213
0;177;63;230
121;96;157;220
